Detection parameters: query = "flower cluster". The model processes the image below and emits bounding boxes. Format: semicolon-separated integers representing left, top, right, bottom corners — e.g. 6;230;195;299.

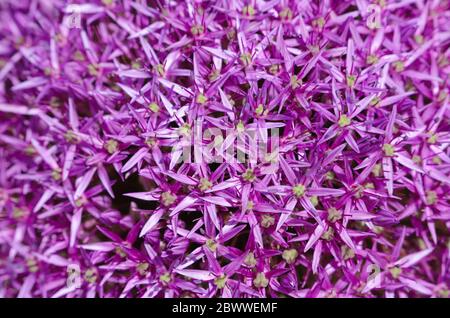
0;0;449;298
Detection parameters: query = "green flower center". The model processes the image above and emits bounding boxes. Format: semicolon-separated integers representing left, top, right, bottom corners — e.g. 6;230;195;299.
321;227;334;241
405;81;415;92
367;55;378;65
148;102;160;113
236;121;245;133
370;96;381;107
383;144;395;156
417;238;426;250
105;139;118;154
439;289;449;298
240;53;252;66
75;196;87;207
159;272;171;284
354;185;365;199
191;25;204;36
27;258;38;273
327;207;342;223
214;275;228;289
253;272;269;288
432;156;442;165
365;182;375;189
312;17;325;28
308;45;320;54
244;252;257;267
427;133;437;144
178;123;191;137
129;59;140;68
325;171;335;180
255;104;267;116
161;191;177;206
372;164;382;177
115;246;126;258
51;169;61;181
242;168;256;182
389;266;402;279
154;64;165;77
84;268;98;284
269;64;280;75
393;61;405;72
290;75;301;88
373;226;383;234
49;96;62;108
88;64;99;76
136;262;149;276
426;191;437;205
293;184;306;198
414;34;424;44
279;8;293;20
341;246;355;260
438;90;448;103
310;195;319;207
64;130;80;144
227;29;236;40
13;207;27;220
199;178;213;192
73;51;84;61
25;145;36;156
412;155;422;164
145;137;157;148
261;214;275;228
338;115;351;128
206;239;218;252
376;0;386;8
196;94;208;104
242;5;255;16
347;75;356;88
438;55;449;67
208;69;220;82
282;249;298;264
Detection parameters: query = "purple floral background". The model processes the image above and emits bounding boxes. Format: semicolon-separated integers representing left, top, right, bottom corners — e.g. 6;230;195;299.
0;0;449;298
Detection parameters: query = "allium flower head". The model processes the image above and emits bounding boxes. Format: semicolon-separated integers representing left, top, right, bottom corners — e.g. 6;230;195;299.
0;0;449;298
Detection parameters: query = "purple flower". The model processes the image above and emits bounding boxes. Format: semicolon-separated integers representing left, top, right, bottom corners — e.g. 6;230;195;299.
0;0;449;298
